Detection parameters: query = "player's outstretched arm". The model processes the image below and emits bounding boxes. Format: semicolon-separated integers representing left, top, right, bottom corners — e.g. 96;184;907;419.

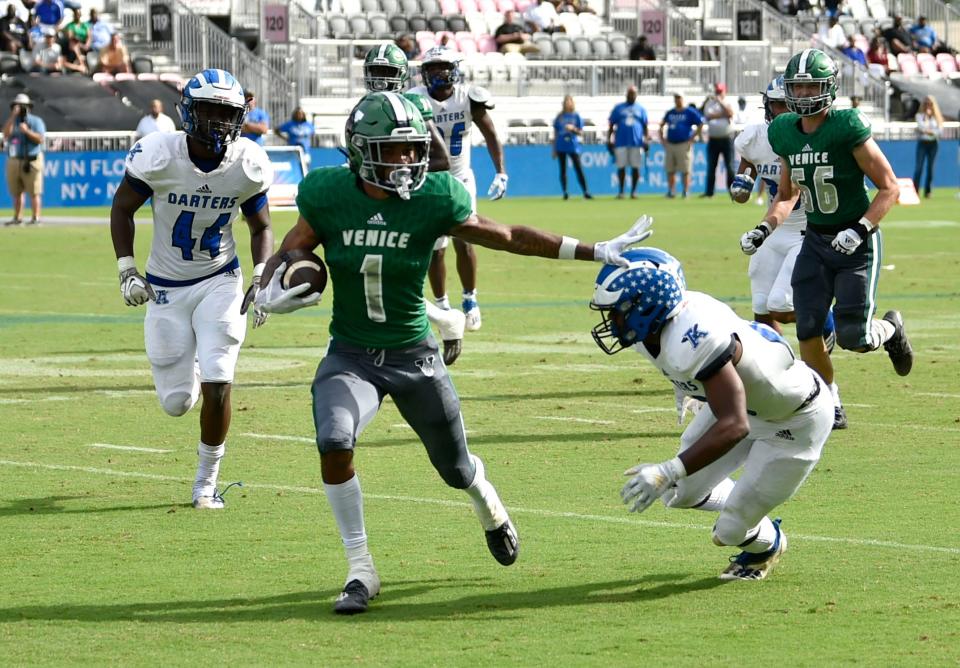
450;214;652;266
110;176;155;307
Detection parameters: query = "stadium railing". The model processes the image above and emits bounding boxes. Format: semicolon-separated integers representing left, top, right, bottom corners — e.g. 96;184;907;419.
44;132;139;152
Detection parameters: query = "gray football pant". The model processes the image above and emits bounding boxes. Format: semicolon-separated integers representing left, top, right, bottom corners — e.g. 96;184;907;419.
311;336;475;489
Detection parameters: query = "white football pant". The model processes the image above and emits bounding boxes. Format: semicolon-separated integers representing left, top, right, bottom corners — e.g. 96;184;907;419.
748;225;804;316
144;271;246;417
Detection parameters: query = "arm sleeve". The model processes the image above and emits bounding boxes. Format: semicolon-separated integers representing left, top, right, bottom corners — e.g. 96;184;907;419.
240;190;268;216
446;174;474;229
125;173;153;197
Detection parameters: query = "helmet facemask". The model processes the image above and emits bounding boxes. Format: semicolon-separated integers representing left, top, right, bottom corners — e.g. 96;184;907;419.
364;63;407;93
784;76;836;116
351;129;430;200
423;61;461;95
185;100;246;153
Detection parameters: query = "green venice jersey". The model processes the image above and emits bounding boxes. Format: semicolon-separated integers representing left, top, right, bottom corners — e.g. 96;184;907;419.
768;108;872;233
403;92;433;122
296;167;473;348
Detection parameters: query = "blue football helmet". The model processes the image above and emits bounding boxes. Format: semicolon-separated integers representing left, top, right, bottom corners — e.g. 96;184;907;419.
420;47;463;95
590;248;687;354
178;69;247;153
763;75;787;123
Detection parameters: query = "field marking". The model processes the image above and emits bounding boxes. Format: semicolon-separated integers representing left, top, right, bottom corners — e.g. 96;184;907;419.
533;416;614;425
0;396;72;405
88;443;172;454
1;458;958;556
240;432;314;444
630;407;674;414
918;392;960;398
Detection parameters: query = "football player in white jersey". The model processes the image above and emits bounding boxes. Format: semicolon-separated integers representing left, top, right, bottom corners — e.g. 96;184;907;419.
409;46;508;331
109;68;275;509
590;247;833;581
733;76;844;430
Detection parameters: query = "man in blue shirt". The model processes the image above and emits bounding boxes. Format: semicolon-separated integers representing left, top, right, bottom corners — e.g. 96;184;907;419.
3;94;46;226
659;93;703;199
840;36;867;66
241;89;270;145
88;8;113;51
910;16;939;53
277;106;314;153
607;85;649;199
35;0;64;31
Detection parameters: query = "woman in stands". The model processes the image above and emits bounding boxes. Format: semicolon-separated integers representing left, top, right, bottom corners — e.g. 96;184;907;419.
866;36;889;73
913;95;943;199
552;94;592;200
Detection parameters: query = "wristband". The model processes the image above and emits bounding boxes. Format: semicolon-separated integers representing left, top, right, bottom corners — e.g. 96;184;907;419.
559;235;579;260
117;256;137;273
757;221;773;236
252;262;266;279
666;456;687;480
856;217;876;237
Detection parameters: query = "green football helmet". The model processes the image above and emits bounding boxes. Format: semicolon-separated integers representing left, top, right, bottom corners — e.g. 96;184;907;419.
345;92;430;199
783;48;839;116
363;43;409;93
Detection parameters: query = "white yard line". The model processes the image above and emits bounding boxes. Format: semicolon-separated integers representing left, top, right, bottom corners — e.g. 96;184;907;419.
918;392;960;398
240;432;314;444
1;458;957;556
87;443;172;453
533;416;614;425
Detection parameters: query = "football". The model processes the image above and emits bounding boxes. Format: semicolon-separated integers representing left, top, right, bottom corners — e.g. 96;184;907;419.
280;249;327;295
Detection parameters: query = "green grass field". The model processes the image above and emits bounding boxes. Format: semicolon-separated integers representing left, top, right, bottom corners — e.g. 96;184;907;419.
2;193;959;666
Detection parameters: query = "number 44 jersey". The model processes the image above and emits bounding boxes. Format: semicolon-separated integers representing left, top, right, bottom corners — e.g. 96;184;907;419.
767;108;871;233
125;132;274;282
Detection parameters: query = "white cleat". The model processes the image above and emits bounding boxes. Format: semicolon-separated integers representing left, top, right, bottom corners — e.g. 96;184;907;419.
462;297;482;331
192;494;225;510
719;520;787;581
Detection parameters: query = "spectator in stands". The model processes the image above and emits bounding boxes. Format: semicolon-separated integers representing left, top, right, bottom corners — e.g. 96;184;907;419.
277;106;314;154
607;84;649;199
395;34;419;61
524;0;563;34
701;82;734;198
135;99;176;139
819;16;846;50
87;8;113;53
913;95;942;199
34;0;64;32
883;16;913;56
660;92;703;199
733;96;750;125
32;26;61;73
3;94;46;226
867;35;889;72
841;35;866;66
822;0;840;19
629;35;655;60
909;16;949;55
63;7;89;53
557;0;595;14
0;4;28;54
241;89;270;145
850;95;861;108
26;13;44;51
553;95;591;200
494;10;538;55
60;33;86;74
98;33;131;74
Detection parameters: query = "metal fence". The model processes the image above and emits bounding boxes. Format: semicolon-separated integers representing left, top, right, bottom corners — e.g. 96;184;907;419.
44;132;139;152
894;0;960;51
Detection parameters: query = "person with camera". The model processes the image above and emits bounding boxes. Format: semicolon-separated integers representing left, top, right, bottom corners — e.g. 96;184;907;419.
3;94;46;227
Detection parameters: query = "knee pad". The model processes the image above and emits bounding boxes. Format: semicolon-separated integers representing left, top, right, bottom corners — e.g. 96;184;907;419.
712;514;749;547
159;390;197;417
836;319;866;351
435;460;474;490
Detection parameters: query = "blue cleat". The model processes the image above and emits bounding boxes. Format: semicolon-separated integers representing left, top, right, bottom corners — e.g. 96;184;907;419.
719;519;787;581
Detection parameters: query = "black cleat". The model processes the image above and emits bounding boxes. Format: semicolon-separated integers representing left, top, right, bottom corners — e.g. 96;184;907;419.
333;579;375;615
882;310;913;376
485;520;519;566
833;405;848;430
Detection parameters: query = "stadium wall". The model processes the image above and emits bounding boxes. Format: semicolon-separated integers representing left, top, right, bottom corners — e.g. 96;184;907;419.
0;141;956;208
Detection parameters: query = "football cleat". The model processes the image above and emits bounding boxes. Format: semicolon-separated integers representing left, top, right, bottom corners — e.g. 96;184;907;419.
333;578;379;615
485;519;519;566
832;404;848;430
719;519;787;581
192;493;224;510
462;297;482;331
882;310;913;376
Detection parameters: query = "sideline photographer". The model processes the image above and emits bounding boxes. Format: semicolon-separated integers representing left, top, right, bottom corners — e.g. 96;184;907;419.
3;93;46;227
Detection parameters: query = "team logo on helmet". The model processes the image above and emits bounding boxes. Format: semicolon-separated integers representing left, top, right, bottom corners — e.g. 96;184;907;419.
420;47;463;95
177;69;247;153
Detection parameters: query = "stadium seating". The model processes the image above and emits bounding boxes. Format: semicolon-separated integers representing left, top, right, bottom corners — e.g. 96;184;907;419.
897;53;920;76
936;53;958;76
916;53;939;77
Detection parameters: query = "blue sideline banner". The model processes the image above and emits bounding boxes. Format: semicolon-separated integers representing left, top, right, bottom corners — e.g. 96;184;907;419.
1;141;957;208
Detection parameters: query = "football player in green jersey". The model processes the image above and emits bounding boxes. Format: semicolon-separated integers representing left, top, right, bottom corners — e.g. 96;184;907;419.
740;48;913;430
363;43;467;364
255;92;653;615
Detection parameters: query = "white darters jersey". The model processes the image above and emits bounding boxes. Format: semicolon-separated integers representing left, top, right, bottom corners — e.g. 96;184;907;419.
736;123;806;230
124;132;274;282
633;291;819;422
408;83;474;177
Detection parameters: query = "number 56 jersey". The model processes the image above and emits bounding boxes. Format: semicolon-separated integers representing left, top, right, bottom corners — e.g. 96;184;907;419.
125;132;274;283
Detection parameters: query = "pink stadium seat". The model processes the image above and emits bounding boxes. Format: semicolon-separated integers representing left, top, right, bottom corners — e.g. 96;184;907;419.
418;36;437;52
897;53;919;76
886;52;898;71
416;29;434;42
458;0;478;13
495;0;515;10
916;52;939;76
456;31;478;54
440;0;459;13
136;73;160;81
476;33;497;52
853;34;869;53
92;72;114;83
514;0;532;11
434;29;457;48
114;72;137;81
477;0;497;12
938;53;959;74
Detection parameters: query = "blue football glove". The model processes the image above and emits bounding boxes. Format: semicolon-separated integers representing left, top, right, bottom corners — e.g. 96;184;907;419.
730;173;756;203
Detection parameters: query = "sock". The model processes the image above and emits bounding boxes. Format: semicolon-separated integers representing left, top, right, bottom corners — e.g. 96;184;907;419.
739;516;780;554
462;289;478;302
690;478;734;512
435;295;451;310
464;454;508;531
830;382;841;405
193;441;224;497
822;308;836;337
324;475;378;588
869;318;896;349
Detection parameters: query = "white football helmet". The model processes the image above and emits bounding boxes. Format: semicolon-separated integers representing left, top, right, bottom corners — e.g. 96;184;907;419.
420;47;463;94
177;68;247;153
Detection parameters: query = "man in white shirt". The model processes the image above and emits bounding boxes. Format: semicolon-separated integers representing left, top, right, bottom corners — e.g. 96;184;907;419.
135;99;177;140
524;0;560;33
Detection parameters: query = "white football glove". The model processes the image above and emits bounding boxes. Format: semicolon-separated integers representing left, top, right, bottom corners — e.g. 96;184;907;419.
594;214;654;267
240;262;268;328
740;222;772;256
253;261;322;315
117;256;156;307
488;172;509;200
831;225;866;255
729;173;755;203
621;457;686;514
675;389;703;426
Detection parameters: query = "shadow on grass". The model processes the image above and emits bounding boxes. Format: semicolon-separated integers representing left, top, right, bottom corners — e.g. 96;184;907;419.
0;495;183;517
0;573;724;623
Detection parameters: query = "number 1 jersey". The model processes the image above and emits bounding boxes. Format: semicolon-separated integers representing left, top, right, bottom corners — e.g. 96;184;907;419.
125;132;274;282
